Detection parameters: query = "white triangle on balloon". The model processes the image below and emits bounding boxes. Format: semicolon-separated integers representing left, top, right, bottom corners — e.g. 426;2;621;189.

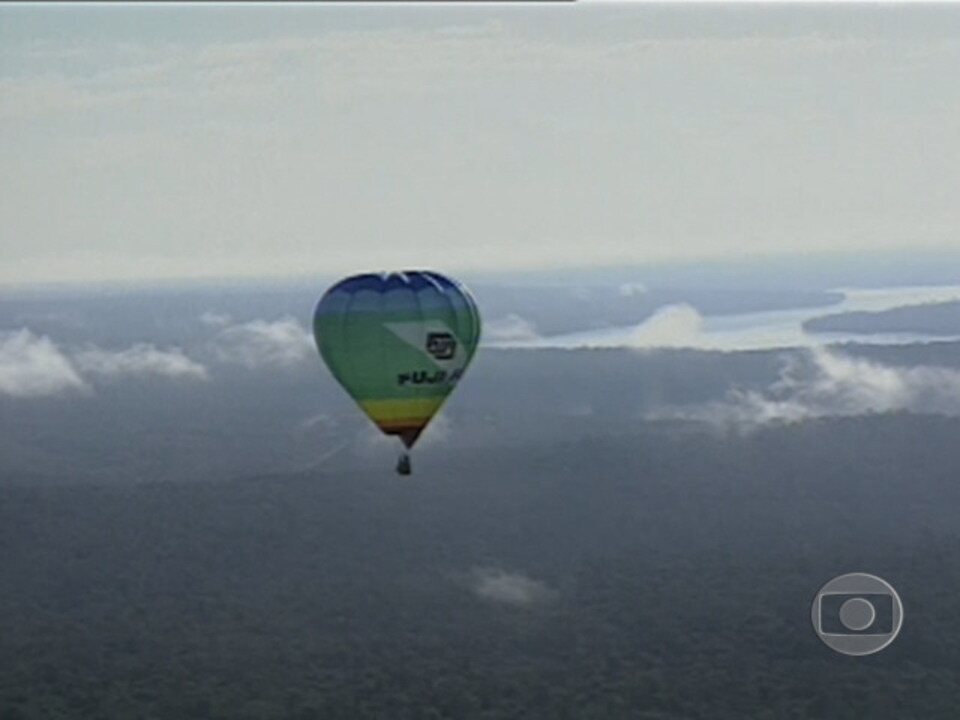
383;321;467;369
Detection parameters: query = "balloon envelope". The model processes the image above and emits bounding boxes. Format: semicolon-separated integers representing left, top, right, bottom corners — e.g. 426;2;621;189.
313;271;481;448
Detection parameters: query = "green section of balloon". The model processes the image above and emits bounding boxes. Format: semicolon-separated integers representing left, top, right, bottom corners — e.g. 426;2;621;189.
313;271;481;448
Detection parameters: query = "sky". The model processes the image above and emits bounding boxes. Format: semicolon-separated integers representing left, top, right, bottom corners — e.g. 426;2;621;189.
2;3;960;287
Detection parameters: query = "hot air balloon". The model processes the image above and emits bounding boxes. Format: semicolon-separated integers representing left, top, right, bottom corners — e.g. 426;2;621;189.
313;271;481;475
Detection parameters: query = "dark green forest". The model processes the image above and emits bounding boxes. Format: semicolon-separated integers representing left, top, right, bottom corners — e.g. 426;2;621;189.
2;415;959;719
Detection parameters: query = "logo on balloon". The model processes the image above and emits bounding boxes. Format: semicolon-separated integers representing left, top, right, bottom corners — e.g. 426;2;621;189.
425;332;457;360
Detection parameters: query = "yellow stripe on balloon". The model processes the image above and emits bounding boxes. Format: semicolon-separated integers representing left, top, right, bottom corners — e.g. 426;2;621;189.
360;397;445;423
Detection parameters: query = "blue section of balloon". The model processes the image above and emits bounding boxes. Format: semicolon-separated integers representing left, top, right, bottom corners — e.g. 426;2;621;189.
315;271;472;316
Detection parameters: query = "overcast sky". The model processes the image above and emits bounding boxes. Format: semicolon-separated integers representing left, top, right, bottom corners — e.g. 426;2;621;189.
2;4;959;286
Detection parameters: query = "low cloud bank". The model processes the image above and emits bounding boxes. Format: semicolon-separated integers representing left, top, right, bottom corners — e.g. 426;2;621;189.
653;348;960;428
487;303;703;349
470;568;553;607
2;314;317;398
484;314;542;344
619;303;702;349
73;343;208;380
0;328;210;397
550;303;702;349
212;317;314;369
0;329;88;397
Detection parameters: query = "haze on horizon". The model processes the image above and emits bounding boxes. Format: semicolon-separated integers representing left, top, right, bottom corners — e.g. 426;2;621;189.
3;3;960;287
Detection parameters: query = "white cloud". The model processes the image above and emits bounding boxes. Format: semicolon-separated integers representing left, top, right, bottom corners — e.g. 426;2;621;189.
0;329;88;397
568;304;703;349
655;348;960;428
470;568;553;607
199;311;232;327
618;281;648;297
483;313;541;344
0;328;210;396
72;343;209;380
491;303;704;350
212;316;314;369
621;304;703;349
